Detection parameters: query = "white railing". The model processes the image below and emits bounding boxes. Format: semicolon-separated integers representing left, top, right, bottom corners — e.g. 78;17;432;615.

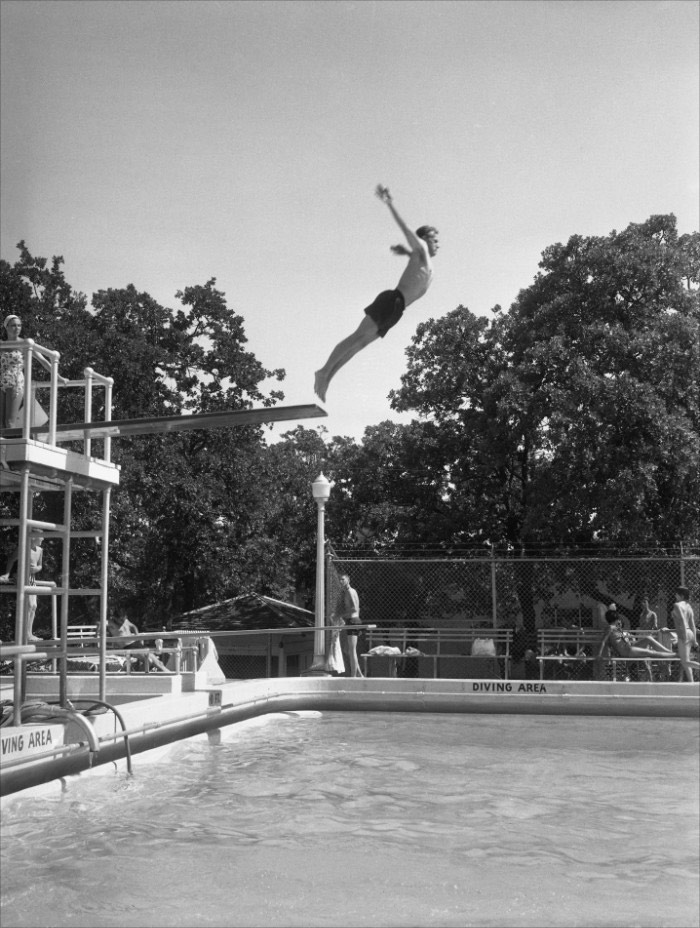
0;339;114;462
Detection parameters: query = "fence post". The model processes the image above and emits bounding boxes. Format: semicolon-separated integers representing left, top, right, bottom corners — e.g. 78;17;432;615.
679;541;685;587
490;544;498;628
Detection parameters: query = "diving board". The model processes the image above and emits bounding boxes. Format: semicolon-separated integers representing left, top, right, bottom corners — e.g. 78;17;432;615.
0;403;326;442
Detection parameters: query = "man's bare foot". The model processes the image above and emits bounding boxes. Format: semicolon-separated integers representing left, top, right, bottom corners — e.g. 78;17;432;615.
314;370;328;403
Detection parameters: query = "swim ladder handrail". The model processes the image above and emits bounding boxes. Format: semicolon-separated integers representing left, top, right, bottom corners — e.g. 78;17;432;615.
10;702;100;754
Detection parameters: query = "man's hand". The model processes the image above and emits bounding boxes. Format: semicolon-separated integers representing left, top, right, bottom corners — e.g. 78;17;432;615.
375;184;392;204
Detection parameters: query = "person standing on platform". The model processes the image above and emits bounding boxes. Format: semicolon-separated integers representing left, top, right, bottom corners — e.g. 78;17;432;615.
638;597;658;632
0;314;25;430
0;530;45;641
1;312;56;442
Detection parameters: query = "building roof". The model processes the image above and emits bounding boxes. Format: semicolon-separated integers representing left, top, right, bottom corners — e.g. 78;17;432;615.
170;593;315;631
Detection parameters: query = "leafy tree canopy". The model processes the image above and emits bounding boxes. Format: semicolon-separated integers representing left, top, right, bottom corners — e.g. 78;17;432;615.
2;216;698;638
0;242;304;629
385;215;699;553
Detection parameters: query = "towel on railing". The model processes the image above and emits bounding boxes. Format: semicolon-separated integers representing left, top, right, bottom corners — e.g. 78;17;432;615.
365;645;403;657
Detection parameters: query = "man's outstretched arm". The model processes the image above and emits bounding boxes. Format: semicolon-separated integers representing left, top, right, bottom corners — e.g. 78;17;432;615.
375;185;422;252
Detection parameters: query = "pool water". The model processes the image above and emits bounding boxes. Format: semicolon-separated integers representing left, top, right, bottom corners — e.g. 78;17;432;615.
1;711;698;928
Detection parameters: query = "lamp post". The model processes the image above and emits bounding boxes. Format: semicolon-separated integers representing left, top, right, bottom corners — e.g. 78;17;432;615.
305;473;332;675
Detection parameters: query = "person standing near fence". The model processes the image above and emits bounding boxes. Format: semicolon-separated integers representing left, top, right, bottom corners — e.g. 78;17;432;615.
336;573;363;678
671;586;699;683
639;598;658;632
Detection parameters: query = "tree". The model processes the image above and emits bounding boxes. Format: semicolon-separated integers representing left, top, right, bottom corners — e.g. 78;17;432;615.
0;243;307;632
391;215;699;546
321;420;454;551
384;215;699;627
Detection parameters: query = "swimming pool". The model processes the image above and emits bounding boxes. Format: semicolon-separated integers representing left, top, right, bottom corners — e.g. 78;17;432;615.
1;711;698;928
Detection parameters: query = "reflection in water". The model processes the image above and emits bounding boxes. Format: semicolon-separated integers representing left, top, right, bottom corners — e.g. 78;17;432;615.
1;712;698;928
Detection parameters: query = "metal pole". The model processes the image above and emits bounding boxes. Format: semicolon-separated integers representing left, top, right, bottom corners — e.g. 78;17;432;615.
58;479;73;708
98;486;111;702
304;474;331;675
84;367;93;459
12;467;31;725
490;544;498;629
21;341;33;437
49;351;60;445
103;376;113;463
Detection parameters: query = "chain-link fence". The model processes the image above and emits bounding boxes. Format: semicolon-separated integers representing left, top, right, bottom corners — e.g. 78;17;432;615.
328;553;699;629
327;551;700;681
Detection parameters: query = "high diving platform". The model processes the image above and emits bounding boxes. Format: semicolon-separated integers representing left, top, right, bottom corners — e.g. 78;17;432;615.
1;402;326;444
0;402;325;489
1;339;325;488
0;336;326;730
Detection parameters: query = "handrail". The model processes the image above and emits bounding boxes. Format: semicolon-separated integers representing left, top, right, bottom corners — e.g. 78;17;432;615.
361;626;512;679
0;339;61;442
0;644;39;658
169;624;375;638
0;742;92;770
95;705;229;745
0;696;101;750
10;640;189;675
0;342;115;462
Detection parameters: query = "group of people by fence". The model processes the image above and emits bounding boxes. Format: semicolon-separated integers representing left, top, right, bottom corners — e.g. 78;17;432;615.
526;586;698;683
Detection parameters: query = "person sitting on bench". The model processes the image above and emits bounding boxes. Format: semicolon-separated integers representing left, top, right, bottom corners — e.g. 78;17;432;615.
598;609;676;679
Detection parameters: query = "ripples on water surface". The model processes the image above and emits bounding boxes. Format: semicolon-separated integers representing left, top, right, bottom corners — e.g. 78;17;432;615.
1;711;698;928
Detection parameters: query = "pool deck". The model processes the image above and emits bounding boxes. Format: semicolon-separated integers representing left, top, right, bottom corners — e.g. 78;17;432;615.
1;675;698;796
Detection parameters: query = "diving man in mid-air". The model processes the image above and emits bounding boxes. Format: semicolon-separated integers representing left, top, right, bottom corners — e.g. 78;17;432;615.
314;185;439;403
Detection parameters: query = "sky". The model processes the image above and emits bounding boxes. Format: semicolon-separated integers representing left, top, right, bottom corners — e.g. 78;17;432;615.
1;0;698;444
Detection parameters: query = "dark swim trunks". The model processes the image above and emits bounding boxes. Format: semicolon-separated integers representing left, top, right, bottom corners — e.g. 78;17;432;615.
364;289;405;338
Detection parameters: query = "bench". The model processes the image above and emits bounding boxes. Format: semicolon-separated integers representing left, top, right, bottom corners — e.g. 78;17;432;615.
44;628;187;673
66;625;96;641
362;627;512;679
536;628;686;682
